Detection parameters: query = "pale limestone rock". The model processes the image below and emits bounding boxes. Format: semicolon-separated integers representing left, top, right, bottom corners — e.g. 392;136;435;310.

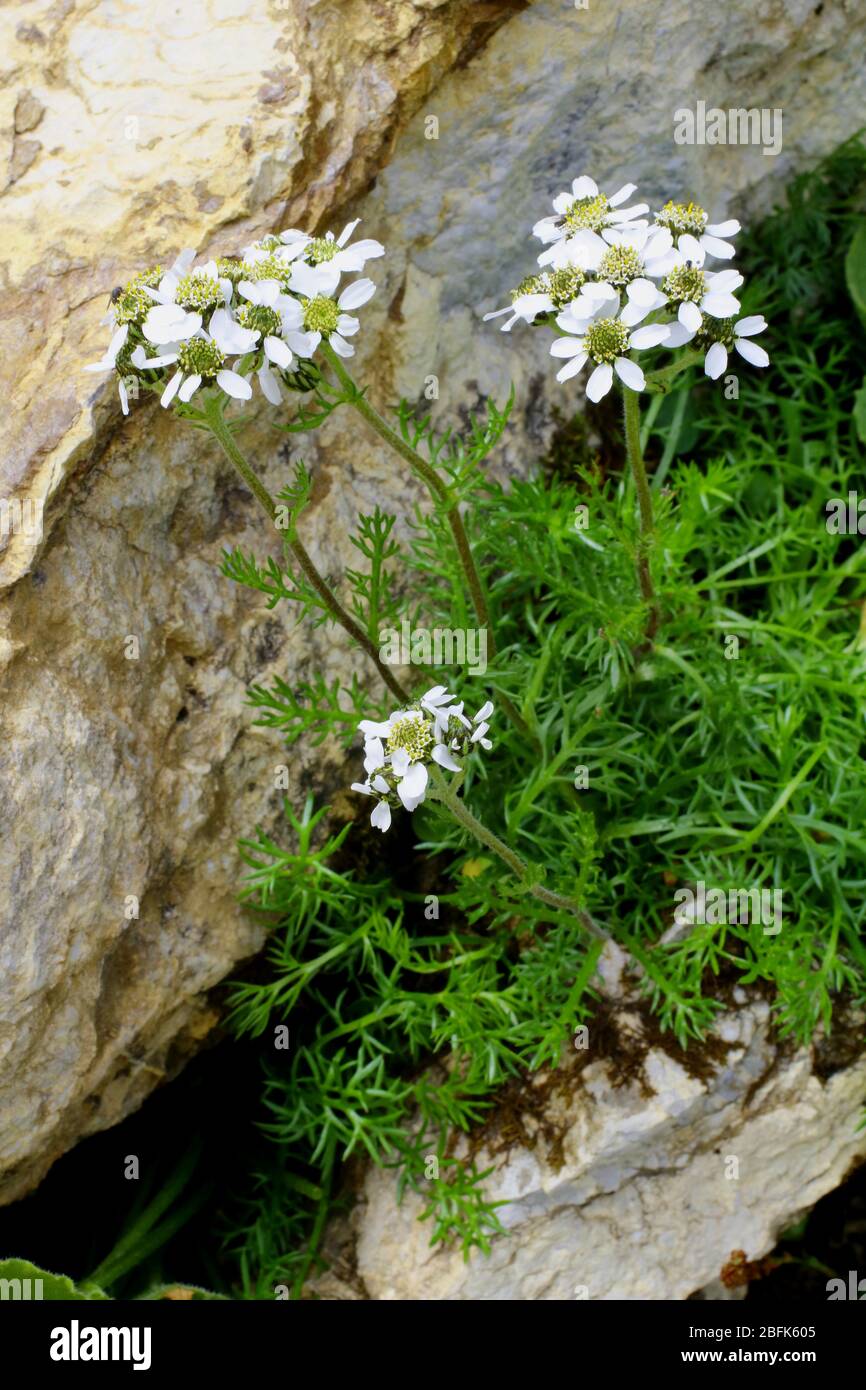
312;950;866;1300
1;0;865;1214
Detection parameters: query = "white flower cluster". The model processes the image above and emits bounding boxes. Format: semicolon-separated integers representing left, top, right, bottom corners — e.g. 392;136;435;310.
486;176;769;399
84;221;384;415
351;685;494;833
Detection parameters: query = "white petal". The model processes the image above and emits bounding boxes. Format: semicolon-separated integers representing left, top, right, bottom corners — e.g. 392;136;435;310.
360;720;390;737
704;343;728;378
329;333;355;358
279;297;304;331
629;323;670;349
336;219;360;247
619;300;651;327
678;301;703;333
178;373;202;402
571;176;598;200
702;292;740;318
264;335;292;368
702;235;735;259
210;307;259;354
474;701;494;722
706;219;740;237
398;762;428;806
664;321;694;348
614;358;645;391
144;304;201;345
626;278;658;307
608;182;637;207
390;748;411;776
258;364;282;404
351;782;373;796
707;269;743;292
363;736;385;772
734;339;770;368
556;353;588;382
160;369;183;408
335;314;360;337
421;685;451;706
371;800;392;832
550;336;586;358
585;363;613;402
217;369;252;400
678;234;705;265
286;330;320;357
735;315;767;338
118;378;129;415
338;278;376;310
432;744;461;773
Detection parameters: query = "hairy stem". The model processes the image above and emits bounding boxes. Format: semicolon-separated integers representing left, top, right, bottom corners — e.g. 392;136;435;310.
430;771;610;943
320;342;536;743
622;387;660;640
203;396;410;704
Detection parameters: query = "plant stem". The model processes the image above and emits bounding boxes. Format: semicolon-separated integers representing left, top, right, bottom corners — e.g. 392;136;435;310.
203;396;410;704
430;771;609;943
320;342;535;744
622;387;659;640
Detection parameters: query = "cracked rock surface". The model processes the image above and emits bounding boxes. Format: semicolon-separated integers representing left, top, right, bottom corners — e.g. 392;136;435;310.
312;948;866;1300
2;0;865;1203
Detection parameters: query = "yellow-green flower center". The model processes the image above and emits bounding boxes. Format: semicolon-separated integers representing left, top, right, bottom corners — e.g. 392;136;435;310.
178;338;225;377
216;258;244;284
238;303;282;337
654;200;708;237
113;266;164;325
241;255;293;286
386;714;434;762
176;273;224;313
306;237;338;265
564;193;611;233
302;295;340;335
583;317;630;365
512;273;547;301
597;245;644;287
662;265;707;303
695;316;736;350
548;267;586;307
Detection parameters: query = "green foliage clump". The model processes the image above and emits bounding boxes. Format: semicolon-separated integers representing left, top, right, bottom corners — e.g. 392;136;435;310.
222;137;866;1296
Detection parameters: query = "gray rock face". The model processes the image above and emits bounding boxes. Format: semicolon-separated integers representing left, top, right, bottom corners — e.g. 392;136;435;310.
2;0;865;1219
312;948;866;1301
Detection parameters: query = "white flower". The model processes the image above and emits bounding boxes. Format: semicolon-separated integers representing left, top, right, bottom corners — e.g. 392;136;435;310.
535;176;649;272
578;226;680;327
143;251;232;317
84;323;131;411
653;201;740;264
482;267;588;332
659;267;743;337
143;303;202;346
132;320;253;408
287;274;377;359
699;314;769;378
550;303;669;401
281;219;385;275
351;686;494;832
534;177;647;247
